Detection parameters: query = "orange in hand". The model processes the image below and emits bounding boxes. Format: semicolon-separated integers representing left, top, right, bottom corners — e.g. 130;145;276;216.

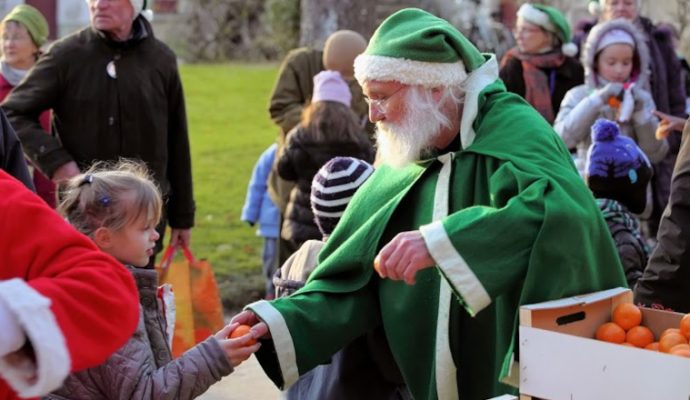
612;303;642;331
229;324;257;345
373;256;382;275
596;322;626;344
608;96;621;108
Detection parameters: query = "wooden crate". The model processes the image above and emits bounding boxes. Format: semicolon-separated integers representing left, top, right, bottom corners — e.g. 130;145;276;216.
518;288;690;400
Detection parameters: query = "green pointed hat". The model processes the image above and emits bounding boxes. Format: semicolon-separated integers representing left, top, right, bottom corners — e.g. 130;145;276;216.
517;3;578;57
354;8;486;87
354;8;501;150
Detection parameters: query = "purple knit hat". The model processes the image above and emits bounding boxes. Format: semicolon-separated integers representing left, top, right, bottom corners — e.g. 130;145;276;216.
311;70;352;107
585;119;651;213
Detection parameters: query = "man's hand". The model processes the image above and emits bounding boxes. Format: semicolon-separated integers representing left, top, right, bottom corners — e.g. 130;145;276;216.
169;228;191;248
51;161;80;184
374;230;436;285
231;310;270;339
654;110;687;139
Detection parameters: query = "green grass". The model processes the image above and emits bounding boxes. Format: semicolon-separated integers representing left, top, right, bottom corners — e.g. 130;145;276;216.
179;63;279;309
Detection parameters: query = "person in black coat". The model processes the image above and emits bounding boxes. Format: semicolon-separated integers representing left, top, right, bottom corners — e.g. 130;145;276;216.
635;117;690;311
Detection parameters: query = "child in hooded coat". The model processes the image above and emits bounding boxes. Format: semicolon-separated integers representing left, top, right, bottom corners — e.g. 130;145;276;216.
555;18;667;176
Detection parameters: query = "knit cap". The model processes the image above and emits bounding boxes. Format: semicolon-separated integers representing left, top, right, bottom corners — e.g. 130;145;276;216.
311;157;374;237
312;70;352;107
585;119;651;213
596;28;635;53
516;3;578;57
2;4;49;47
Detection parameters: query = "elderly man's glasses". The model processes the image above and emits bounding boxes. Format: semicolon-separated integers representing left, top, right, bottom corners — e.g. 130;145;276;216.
364;86;405;113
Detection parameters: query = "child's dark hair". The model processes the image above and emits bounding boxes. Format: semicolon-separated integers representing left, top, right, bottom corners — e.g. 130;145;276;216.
58;160;162;237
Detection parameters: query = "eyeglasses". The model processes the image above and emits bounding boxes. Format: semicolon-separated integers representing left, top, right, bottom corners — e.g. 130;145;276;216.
364;86;405;113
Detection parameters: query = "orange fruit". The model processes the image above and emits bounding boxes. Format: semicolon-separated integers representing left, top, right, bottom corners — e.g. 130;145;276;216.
373;256;382;275
659;331;687;353
612;303;642;331
608;96;621;108
680;314;690;340
621;342;636;347
229;324;257;345
670;343;690;353
626;325;655;348
596;322;626;344
661;328;682;339
670;347;690;358
645;342;660;351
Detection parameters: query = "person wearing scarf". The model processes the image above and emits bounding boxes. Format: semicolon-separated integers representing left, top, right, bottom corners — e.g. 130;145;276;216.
0;5;54;207
499;3;583;124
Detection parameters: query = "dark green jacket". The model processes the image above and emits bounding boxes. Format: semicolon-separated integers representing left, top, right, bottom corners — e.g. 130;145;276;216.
2;17;194;228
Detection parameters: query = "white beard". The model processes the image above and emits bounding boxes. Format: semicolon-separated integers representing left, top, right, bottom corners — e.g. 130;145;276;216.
375;99;444;168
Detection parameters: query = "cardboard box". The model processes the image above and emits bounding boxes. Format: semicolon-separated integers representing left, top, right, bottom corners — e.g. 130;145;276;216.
518;287;690;400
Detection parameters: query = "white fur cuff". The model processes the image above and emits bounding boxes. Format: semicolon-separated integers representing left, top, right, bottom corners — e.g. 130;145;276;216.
245;300;299;388
354;54;467;87
0;279;70;398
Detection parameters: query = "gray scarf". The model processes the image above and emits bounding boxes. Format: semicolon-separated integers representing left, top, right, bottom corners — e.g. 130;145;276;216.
0;61;28;86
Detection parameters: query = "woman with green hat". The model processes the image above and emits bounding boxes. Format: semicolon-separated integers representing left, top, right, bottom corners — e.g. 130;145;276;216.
0;4;55;207
499;3;583;125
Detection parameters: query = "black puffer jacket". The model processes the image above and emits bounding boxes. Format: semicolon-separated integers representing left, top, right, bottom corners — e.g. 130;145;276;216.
277;126;373;246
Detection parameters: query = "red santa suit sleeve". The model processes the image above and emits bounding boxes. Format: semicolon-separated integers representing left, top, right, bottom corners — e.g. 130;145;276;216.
0;170;139;399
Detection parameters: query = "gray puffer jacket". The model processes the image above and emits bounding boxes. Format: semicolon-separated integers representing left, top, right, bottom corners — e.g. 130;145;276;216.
554;18;667;174
45;267;233;400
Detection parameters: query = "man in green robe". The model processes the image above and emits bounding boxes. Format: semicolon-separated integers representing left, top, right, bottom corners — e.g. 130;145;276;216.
236;8;627;399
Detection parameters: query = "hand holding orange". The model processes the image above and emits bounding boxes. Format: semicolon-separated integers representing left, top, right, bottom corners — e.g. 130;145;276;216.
228;324;257;345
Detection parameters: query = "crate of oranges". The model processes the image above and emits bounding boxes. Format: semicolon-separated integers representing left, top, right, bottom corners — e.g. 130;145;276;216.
518;287;690;400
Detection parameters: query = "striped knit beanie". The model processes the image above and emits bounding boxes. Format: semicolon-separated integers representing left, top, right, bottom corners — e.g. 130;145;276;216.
310;157;374;237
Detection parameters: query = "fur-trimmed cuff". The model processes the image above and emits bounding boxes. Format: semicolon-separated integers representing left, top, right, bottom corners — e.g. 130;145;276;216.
420;221;492;315
0;279;70;397
354;54;467;87
245;300;299;388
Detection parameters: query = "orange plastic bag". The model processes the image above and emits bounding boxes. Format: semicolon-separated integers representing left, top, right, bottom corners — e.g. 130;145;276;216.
157;245;225;358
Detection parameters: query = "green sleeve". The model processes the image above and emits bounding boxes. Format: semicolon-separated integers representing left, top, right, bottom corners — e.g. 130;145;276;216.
246;284;380;389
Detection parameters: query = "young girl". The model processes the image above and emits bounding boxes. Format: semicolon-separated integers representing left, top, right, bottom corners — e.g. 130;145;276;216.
48;161;260;400
554;18;667;176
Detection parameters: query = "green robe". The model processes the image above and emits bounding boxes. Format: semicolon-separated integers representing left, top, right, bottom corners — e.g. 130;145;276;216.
249;78;626;400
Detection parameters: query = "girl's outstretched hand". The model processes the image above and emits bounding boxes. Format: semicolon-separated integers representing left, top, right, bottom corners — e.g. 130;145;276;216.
215;322;261;367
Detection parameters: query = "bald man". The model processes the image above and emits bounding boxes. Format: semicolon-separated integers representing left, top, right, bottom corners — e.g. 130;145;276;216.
268;30;368;137
267;30;370;263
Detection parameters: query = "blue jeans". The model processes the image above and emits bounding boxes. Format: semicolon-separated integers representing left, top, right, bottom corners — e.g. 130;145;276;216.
262;237;278;297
